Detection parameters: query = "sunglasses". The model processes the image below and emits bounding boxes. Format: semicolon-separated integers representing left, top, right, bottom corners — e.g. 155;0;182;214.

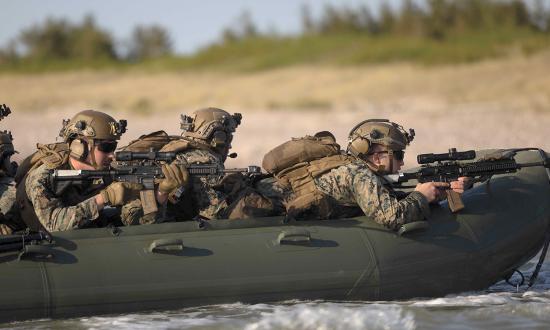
393;150;405;161
96;141;118;153
372;150;405;161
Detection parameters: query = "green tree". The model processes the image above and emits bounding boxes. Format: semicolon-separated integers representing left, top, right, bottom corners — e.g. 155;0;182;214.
379;3;396;34
301;4;316;34
0;41;18;65
395;0;426;36
71;15;117;61
221;10;259;43
17;15;116;62
19;18;72;60
129;25;172;60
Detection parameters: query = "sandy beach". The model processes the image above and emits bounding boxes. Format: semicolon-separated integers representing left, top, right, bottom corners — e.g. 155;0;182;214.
2;51;550;168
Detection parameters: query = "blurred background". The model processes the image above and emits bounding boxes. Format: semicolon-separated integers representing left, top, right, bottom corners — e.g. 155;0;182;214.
1;0;549;168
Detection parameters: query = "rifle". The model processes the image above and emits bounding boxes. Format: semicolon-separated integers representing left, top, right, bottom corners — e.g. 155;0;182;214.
49;150;262;214
0;230;52;254
385;148;550;213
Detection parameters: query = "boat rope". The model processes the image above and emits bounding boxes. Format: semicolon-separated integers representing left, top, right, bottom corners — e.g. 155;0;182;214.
505;269;524;291
528;224;550;287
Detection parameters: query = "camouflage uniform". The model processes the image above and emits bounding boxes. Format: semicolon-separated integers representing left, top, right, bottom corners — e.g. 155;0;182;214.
314;160;429;230
0;177;16;214
17;110;128;232
121;108;245;225
24;163;100;232
0;105;21;234
173;149;227;220
257;159;430;231
0;175;18;234
120;148;228;225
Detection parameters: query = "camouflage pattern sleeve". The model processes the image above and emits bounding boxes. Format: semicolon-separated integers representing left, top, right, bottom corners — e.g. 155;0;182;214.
254;177;287;215
25;164;99;232
0;177;26;232
177;149;228;220
316;161;430;230
120;199;158;226
0;177;16;215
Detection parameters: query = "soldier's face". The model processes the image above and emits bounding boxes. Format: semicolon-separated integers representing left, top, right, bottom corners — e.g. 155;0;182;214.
390;152;405;173
91;140;117;170
368;146;405;174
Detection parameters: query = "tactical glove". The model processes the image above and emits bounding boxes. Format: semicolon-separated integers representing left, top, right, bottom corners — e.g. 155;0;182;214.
0;223;12;235
100;182;144;206
158;162;190;194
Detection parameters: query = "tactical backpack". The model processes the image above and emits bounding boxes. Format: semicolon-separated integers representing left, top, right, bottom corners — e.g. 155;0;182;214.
14;142;71;184
118;130;179;152
262;132;354;220
14;142;72;232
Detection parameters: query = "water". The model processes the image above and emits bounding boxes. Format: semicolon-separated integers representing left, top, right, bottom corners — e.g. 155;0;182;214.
3;254;549;330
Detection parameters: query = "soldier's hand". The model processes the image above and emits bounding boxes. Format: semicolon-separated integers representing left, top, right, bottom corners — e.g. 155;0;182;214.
450;177;473;194
0;224;13;235
158;162;190;194
415;182;449;203
100;182;144;206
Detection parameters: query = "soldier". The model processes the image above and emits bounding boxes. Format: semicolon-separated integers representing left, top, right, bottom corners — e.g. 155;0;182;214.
122;107;252;224
0;104;22;235
259;119;470;231
16;110;188;232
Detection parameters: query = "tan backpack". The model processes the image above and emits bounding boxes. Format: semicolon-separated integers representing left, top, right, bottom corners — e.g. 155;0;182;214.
262;132;353;219
118;130;179;152
15;142;70;184
159;137;212;154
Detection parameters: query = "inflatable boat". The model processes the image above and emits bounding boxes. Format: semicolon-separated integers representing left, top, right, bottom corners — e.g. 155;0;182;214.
0;149;549;322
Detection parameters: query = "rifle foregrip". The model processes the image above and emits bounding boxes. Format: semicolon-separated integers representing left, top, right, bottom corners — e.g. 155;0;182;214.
140;190;158;215
446;190;465;213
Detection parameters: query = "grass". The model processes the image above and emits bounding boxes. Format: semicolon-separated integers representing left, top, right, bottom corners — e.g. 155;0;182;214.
1;28;549;74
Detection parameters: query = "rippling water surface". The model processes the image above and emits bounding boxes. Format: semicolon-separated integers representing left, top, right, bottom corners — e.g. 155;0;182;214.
3;254;549;330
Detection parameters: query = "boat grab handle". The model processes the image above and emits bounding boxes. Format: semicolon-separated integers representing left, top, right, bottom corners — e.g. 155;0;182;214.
277;228;311;245
398;221;429;236
18;245;55;261
148;238;184;253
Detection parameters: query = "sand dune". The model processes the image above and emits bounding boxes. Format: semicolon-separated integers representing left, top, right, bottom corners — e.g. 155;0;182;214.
2;52;549;168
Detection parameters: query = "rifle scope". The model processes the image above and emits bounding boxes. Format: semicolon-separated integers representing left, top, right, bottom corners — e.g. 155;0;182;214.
417;148;476;164
115;150;177;162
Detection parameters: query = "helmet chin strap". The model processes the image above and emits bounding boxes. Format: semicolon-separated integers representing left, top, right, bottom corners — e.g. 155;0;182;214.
88;139;99;169
387;149;394;175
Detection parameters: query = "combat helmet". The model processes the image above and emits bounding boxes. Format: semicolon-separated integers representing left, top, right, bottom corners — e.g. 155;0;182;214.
59;110;127;166
180;107;241;155
0;104;17;176
347;119;415;160
0;104;15;159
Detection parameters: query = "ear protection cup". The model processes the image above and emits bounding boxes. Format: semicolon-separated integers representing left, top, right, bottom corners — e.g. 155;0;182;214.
348;137;370;159
210;130;228;148
69;138;88;161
